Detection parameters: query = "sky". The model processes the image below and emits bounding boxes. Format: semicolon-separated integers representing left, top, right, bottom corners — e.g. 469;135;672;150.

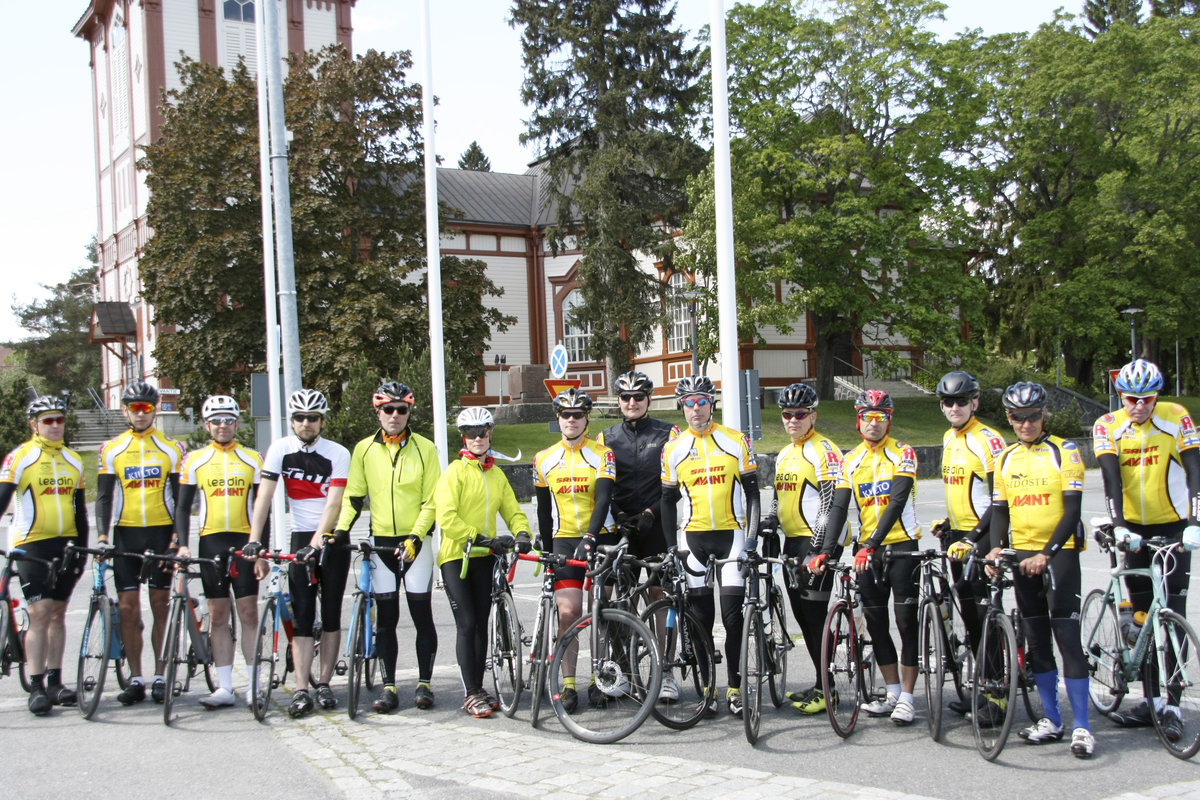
0;0;1079;344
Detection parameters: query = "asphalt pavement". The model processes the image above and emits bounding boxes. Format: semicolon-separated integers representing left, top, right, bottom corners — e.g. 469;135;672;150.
3;471;1200;799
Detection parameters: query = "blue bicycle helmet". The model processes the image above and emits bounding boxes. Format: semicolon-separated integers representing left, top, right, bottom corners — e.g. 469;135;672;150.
1114;360;1164;395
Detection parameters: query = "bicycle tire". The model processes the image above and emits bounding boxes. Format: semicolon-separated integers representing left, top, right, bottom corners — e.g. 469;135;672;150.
162;598;186;725
741;607;765;745
1147;610;1200;759
919;600;945;741
972;611;1018;761
110;601;130;690
767;586;790;708
490;590;523;717
821;601;860;738
530;599;553;729
641;599;716;730
364;601;378;691
1080;588;1124;715
548;607;662;744
1013;609;1044;723
251;597;277;721
939;574;972;703
0;599;15;684
77;598;109;719
347;596;367;720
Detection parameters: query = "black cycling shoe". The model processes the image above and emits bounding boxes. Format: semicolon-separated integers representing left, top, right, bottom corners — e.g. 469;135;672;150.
588;683;608;709
288;689;315;718
151;678;166;704
314;684;337;710
1111;700;1154;728
46;684;77;707
414;684;435;710
372;687;399;713
28;688;51;716
560;687;579;714
1161;710;1184;742
117;681;147;706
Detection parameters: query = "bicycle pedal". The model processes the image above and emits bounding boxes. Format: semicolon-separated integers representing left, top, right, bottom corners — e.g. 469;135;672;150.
521;636;532;647
334;660;348;676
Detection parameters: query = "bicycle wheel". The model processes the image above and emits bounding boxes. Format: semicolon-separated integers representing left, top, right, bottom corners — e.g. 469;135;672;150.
365;601;378;691
110;602;130;690
971;612;1018;761
741;607;765;744
821;601;860;738
1012;610;1044;723
642;599;716;730
530;600;554;729
1080;588;1124;715
77;598;109;719
162;599;187;725
347;597;367;720
251;597;277;722
767;586;790;708
490;591;523;717
919;600;946;741
940;578;973;703
0;599;16;683
549;607;662;744
1147;610;1200;759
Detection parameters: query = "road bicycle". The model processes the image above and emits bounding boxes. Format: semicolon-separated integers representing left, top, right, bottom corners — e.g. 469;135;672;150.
152;551;223;725
459;539;525;717
970;549;1027;761
344;539;400;719
546;540;663;743
1082;522;1200;759
711;547;792;744
70;544;132;719
246;548;311;721
819;562;882;738
637;547;717;731
512;547;578;728
0;547;56;692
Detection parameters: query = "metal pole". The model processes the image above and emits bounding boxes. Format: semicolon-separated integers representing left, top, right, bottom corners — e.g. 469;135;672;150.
710;0;741;432
689;300;698;376
256;6;286;550
420;0;449;469
262;0;301;399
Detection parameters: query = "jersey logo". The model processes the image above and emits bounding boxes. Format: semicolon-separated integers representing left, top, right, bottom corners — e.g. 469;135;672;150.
1068;479;1083;490
858;480;890;497
123;465;163;480
987;437;1005;456
1011;492;1052;507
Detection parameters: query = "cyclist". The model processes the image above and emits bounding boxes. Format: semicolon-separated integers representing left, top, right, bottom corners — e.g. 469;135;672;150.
174;394;263;708
764;382;846;715
989;381;1093;757
433;407;531;718
0;396;87;715
245;389;350;717
660;375;760;716
325;381;440;714
934;370;1006;715
532;388;616;713
1092;359;1200;734
809;389;921;726
595;371;679;700
95;380;186;706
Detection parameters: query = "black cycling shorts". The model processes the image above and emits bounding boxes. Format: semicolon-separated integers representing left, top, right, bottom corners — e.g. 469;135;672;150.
198;532;258;600
552;532;620;590
113;525;174;591
15;538;84;603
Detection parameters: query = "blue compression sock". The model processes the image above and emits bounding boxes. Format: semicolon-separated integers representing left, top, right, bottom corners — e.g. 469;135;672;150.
1033;670;1061;727
1065;677;1090;731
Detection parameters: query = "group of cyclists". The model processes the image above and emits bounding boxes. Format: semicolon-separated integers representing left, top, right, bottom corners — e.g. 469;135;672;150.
2;358;1198;762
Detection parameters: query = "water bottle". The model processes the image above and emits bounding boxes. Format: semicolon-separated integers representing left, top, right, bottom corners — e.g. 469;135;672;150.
191;594;211;634
281;589;294;622
1118;601;1140;645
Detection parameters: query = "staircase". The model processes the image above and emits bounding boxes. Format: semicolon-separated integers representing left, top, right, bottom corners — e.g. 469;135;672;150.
833;377;933;402
70;409;126;449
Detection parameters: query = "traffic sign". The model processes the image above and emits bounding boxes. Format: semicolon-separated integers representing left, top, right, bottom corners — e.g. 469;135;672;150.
544;378;582;400
550;344;569;378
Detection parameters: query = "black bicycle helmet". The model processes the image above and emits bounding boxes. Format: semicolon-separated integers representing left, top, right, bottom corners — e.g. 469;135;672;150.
553;388;594;414
1001;381;1048;409
674;375;716;398
615;371;654;395
121;381;159;406
777;383;819;410
936;371;979;399
373;381;415;408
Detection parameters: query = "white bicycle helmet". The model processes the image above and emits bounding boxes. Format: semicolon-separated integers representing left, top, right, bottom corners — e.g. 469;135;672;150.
287;388;329;417
27;395;67;419
456;407;495;430
1114;360;1164;395
201;394;241;420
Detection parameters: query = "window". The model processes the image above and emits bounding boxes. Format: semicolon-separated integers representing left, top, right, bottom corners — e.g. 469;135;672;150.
221;0;258;75
225;0;256;22
667;272;693;353
562;290;593;363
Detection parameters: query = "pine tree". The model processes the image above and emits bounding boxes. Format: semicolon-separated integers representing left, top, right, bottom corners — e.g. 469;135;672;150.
1084;0;1143;37
457;141;492;171
1150;0;1199;16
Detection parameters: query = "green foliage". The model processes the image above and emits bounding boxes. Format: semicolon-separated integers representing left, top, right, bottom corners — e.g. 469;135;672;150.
0;379;32;456
457;141;492;171
511;0;706;373
1044;399;1087;438
1150;0;1200;17
1084;0;1143;37
138;47;512;410
10;244;101;399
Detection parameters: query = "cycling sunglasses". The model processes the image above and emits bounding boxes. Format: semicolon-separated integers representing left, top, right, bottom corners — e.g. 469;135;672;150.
379;404;410;416
619;393;647;402
558;410;587;421
1122;394;1157;407
126;402;156;414
208;416;239;426
291;414;322;423
781;410;813;421
858;411;890;424
680;397;713;408
1007;410;1044;424
461;425;491;439
940;397;971;408
37;415;67;426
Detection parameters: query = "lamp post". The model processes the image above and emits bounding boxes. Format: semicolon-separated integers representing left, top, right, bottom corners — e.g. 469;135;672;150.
682;290;702;376
494;354;507;406
1121;307;1143;359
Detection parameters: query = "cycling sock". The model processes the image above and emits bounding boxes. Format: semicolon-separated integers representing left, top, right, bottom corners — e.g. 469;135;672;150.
1034;670;1061;726
130;676;145;686
1064;676;1089;730
900;691;914;706
46;668;63;687
563;676;576;690
30;673;45;691
217;664;234;691
887;683;902;699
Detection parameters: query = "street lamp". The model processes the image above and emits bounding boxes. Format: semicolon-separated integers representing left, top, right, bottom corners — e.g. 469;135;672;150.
681;290;703;376
1121;307;1143;359
494;354;507;406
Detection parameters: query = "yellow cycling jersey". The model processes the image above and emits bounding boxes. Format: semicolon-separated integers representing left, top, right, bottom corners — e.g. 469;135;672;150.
532;438;616;538
941;417;1007;531
336;430;441;540
179;441;262;536
994;436;1085;551
836;436;920;546
434;456;531;567
0;436;85;544
774;430;845;541
1092;402;1200;525
661;421;756;532
98;428;185;528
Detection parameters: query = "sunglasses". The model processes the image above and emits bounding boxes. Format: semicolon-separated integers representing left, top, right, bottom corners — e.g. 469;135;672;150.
858;411;890;424
1008;410;1044;424
619;393;647;403
461;425;492;439
558;410;587;421
126;402;156;414
940;397;971;408
208;416;239;426
291;414;322;424
38;416;67;426
379;405;410;416
781;410;813;421
1122;394;1157;407
680;397;712;408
